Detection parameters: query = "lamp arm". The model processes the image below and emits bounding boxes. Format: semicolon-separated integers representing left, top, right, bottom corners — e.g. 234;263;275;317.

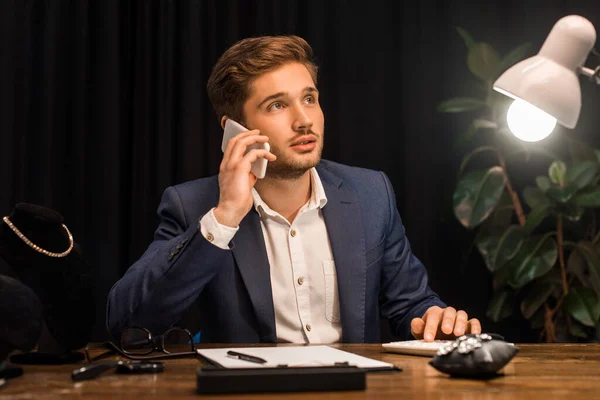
578;65;600;85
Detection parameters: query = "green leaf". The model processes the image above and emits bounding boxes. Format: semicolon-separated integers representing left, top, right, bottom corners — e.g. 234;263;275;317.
453;167;507;229
475;194;515;267
467;43;501;81
559;202;584;222
507;234;558;289
487;289;514;322
549;161;567;186
492;264;512;290
594;232;600;246
458;146;497;176
574;187;600;207
524;204;552;234
536;176;551;192
546;185;578;203
476;225;526;272
575;242;600;298
547;267;564;283
437;97;486;113
483;191;514;228
493;43;532;79
563;288;600;327
456;27;475;49
568;247;590;288
595;149;600;165
494;225;527;272
472;119;498;130
523;187;551;209
540;267;564;290
521;281;555;319
475;231;502;272
569;321;589;339
566;161;598;190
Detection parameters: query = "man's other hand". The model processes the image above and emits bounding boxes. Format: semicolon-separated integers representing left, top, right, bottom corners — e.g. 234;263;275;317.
410;306;481;342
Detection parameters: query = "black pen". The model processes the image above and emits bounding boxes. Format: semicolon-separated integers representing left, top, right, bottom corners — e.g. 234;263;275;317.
226;350;267;364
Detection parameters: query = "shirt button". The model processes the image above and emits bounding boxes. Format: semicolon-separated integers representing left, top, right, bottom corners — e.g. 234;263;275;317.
297;277;304;285
306;324;312;332
206;233;214;242
290;229;297;237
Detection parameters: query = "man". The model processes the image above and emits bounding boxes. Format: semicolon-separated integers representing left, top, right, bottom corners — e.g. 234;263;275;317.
106;35;481;343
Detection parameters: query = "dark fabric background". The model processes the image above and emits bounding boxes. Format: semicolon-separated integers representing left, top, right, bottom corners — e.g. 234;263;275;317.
2;0;600;341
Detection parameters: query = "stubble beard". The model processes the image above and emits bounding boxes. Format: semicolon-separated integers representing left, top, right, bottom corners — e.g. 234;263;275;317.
265;136;324;181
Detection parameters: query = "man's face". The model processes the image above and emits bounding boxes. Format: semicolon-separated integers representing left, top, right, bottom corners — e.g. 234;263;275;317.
241;62;325;180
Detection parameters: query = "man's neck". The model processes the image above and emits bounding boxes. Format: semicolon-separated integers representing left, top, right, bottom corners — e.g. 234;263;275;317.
254;170;312;224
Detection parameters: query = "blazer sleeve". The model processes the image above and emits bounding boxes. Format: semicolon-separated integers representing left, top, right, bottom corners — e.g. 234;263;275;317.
377;171;447;339
105;186;230;339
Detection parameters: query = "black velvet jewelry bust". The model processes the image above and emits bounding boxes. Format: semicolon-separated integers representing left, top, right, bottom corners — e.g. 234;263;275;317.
0;203;95;364
0;274;43;362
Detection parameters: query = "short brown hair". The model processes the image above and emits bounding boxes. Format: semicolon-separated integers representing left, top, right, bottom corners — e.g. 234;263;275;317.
207;35;318;122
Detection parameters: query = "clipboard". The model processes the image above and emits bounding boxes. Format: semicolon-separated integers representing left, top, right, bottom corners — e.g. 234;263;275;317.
196;345;398;371
195;345;401;393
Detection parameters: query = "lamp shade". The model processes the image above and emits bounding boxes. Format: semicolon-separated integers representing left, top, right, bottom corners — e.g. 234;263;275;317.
493;15;596;129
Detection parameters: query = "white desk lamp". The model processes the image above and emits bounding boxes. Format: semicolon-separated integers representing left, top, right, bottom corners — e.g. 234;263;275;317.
493;15;598;142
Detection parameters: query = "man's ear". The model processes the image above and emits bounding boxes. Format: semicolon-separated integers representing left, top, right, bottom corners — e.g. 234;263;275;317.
220;116;230;130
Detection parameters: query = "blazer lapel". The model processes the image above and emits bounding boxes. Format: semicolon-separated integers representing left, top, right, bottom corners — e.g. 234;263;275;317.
231;210;277;342
318;166;367;343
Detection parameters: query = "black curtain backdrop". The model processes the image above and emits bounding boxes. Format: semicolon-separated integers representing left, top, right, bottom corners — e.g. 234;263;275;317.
2;0;600;341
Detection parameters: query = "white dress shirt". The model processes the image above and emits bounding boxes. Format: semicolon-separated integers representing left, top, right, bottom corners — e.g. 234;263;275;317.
199;168;342;343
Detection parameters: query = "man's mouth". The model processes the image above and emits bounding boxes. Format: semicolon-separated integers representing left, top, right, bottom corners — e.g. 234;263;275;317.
291;135;317;147
290;136;317;152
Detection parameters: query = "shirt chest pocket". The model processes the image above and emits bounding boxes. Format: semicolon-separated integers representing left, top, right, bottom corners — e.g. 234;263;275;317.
322;261;341;323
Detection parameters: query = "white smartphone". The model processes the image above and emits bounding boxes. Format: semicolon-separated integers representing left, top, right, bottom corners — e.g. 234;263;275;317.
221;119;270;179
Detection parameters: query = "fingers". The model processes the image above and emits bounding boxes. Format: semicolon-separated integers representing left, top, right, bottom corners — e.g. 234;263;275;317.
227;133;271;166
221;129;262;165
441;307;457;335
423;306;443;342
221;148;276;178
467;318;482;334
413;306;482;342
450;310;467;336
215;130;275;228
241;148;277;168
410;318;426;339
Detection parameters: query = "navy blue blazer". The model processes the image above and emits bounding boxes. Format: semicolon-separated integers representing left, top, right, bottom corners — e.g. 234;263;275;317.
106;160;445;343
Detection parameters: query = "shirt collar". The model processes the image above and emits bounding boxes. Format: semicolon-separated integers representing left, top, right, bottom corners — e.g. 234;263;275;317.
251;168;328;218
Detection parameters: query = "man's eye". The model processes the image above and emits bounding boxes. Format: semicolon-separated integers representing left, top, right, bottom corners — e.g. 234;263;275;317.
268;102;283;111
304;96;315;104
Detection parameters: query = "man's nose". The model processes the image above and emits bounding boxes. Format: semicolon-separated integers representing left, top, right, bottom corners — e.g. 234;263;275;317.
292;106;313;132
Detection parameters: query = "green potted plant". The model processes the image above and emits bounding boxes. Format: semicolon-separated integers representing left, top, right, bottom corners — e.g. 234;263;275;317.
439;28;600;342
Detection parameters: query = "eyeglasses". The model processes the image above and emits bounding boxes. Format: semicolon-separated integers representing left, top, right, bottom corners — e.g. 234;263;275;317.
86;327;197;362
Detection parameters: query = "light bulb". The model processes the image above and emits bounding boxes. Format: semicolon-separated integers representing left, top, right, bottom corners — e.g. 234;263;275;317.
506;98;557;142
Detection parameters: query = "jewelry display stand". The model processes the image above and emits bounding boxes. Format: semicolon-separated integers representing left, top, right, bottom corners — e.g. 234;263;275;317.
0;203;95;364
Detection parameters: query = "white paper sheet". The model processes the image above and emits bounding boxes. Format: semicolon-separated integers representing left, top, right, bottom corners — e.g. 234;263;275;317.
196;345;394;370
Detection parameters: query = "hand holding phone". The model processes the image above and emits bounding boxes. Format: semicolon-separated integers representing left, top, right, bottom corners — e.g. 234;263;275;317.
221;119;270;179
215;119;276;228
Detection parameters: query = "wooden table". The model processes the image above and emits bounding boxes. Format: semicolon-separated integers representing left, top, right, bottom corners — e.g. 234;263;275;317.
1;343;600;399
